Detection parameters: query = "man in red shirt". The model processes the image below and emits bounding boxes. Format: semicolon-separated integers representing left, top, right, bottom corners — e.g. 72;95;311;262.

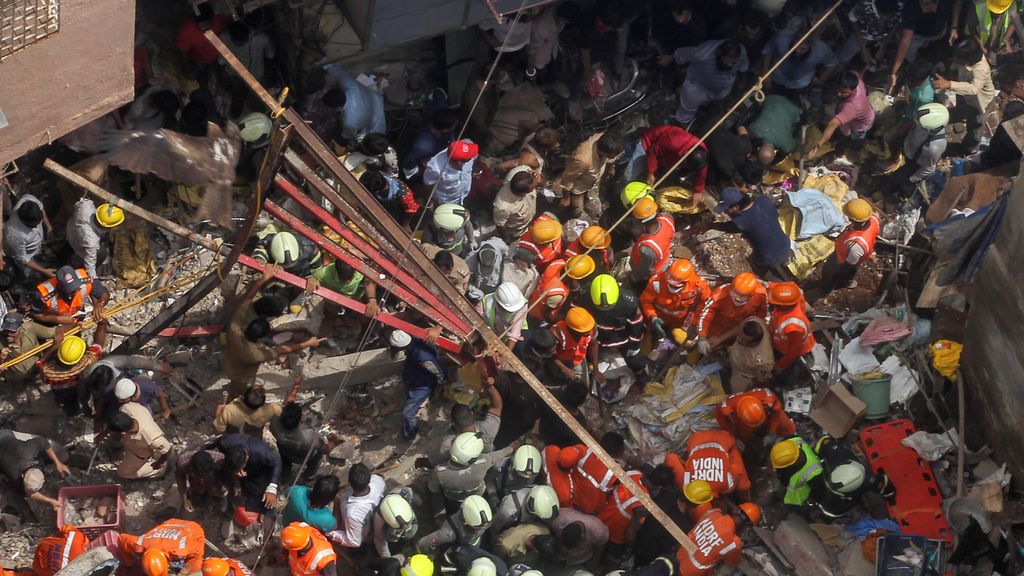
175;4;230;84
640;125;709;199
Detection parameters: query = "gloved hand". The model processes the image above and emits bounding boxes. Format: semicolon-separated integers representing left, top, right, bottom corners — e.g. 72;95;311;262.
651;318;666;342
696;337;712;355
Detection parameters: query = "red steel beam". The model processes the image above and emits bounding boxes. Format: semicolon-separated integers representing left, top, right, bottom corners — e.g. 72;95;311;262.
273;176;471;333
263;199;470;337
236;254;462;353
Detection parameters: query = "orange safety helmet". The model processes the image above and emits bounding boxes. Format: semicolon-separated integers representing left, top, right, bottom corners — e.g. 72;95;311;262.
531;218;563;245
767;282;801;307
280;524;313;551
730;272;759;297
142;549;170;576
632;197;659;222
666;259;695;286
738;502;762;525
202;559;231;576
566;255;596;280
736;396;767;428
565;306;596;333
579;226;611;250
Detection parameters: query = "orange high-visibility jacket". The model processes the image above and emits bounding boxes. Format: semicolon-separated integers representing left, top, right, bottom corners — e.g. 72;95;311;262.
714;388;796;442
639;271;711;329
569;446;618;514
597;470;647;544
835;215;880;266
697;284;768;340
33;525;89;576
551;321;594;366
675;508;743;576
529;260;570;322
36;268;94;316
666;429;750;496
133;519;206;575
630;214;675;276
769;303;815;371
287;523;338;576
518;214;564;273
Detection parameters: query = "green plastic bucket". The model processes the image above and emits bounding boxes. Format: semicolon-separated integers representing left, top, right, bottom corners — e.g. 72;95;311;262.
851;371;892;419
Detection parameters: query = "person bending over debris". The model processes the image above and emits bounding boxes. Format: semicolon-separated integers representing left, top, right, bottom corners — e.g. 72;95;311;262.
280;522;339;576
675;503;761;576
819;198;880;294
201;558;253;576
0;428;70;518
125;518;206;576
175;448;226;514
283;474;341;534
214;383;298;437
211;433;283;541
271;402;334;482
107;401;173;480
32;525;89;576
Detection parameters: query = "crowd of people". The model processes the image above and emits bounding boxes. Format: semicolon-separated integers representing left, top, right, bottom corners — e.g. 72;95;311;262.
2;0;1023;576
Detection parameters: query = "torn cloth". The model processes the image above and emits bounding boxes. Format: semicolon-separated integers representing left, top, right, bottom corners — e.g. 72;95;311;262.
858;316;913;346
785;188;846;239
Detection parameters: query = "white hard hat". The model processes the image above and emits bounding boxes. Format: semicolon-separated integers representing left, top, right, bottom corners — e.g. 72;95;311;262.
526;485;560;520
379;494;416;534
433;204;468;232
114;378;138;400
461;495;492;528
520;571;544;576
495;282;527;313
467;558;497;576
269;232;300;264
450;432;485;466
512;444;542;477
238;112;272;143
915;102;950;131
389;330;412;348
829;461;867;494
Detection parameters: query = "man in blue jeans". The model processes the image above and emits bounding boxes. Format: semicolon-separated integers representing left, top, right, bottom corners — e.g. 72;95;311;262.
391;330;447;439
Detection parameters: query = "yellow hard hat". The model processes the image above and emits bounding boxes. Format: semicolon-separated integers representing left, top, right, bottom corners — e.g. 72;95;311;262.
683;480;713;504
770;439;801;469
843;198;873;223
579;225;611;250
58;335;87;366
589;274;620;309
401;554;435;576
621;181;655;207
95;204;125;228
531;218;563;245
566;255;596;280
989;0;1013;14
566;306;595;333
632;197;659;222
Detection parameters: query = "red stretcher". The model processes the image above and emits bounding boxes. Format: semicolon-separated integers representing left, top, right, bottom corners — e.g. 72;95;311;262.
860;419;954;544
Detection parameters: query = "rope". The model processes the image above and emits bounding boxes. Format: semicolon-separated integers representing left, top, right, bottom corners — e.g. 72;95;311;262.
0;248;222;372
497;0;845;338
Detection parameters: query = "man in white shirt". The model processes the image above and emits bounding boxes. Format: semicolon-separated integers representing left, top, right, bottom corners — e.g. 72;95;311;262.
423;141;478;205
328;463;386;548
66;197;103;277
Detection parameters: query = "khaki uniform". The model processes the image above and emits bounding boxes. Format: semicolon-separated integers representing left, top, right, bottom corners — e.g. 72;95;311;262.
3;322;54;382
726;318;774;392
213;399;282;437
419;244;471;293
221;306;276;399
118;402;172;479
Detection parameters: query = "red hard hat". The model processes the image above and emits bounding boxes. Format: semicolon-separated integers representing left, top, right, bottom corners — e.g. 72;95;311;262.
768;282;801;306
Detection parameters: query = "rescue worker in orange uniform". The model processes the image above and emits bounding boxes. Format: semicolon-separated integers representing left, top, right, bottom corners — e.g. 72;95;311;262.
629;198;676;284
676;503;761;576
544;432;627;513
281;522;338;576
820;198;880;294
31;265;109;326
665;429;751;501
714;388;797;444
202;558;253;576
767;282;816;386
517;213;564;273
128;519;206;576
695;272;768;353
597;466;675;562
549;307;597;384
564;225;614;272
32;525;89;576
639;259;711;342
529;256;594;325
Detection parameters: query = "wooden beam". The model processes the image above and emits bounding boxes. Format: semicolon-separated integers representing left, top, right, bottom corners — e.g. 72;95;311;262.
203;30;696;553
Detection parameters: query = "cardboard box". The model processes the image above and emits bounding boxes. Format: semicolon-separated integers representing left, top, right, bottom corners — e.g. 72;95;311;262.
809;383;867;438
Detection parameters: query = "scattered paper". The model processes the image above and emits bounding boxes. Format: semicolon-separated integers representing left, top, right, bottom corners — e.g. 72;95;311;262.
880;355;918;404
901;429;958;461
839;336;878;374
785;387;814;414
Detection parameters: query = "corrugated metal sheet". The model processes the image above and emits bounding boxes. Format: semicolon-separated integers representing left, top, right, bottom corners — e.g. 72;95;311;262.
340;0;552;50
